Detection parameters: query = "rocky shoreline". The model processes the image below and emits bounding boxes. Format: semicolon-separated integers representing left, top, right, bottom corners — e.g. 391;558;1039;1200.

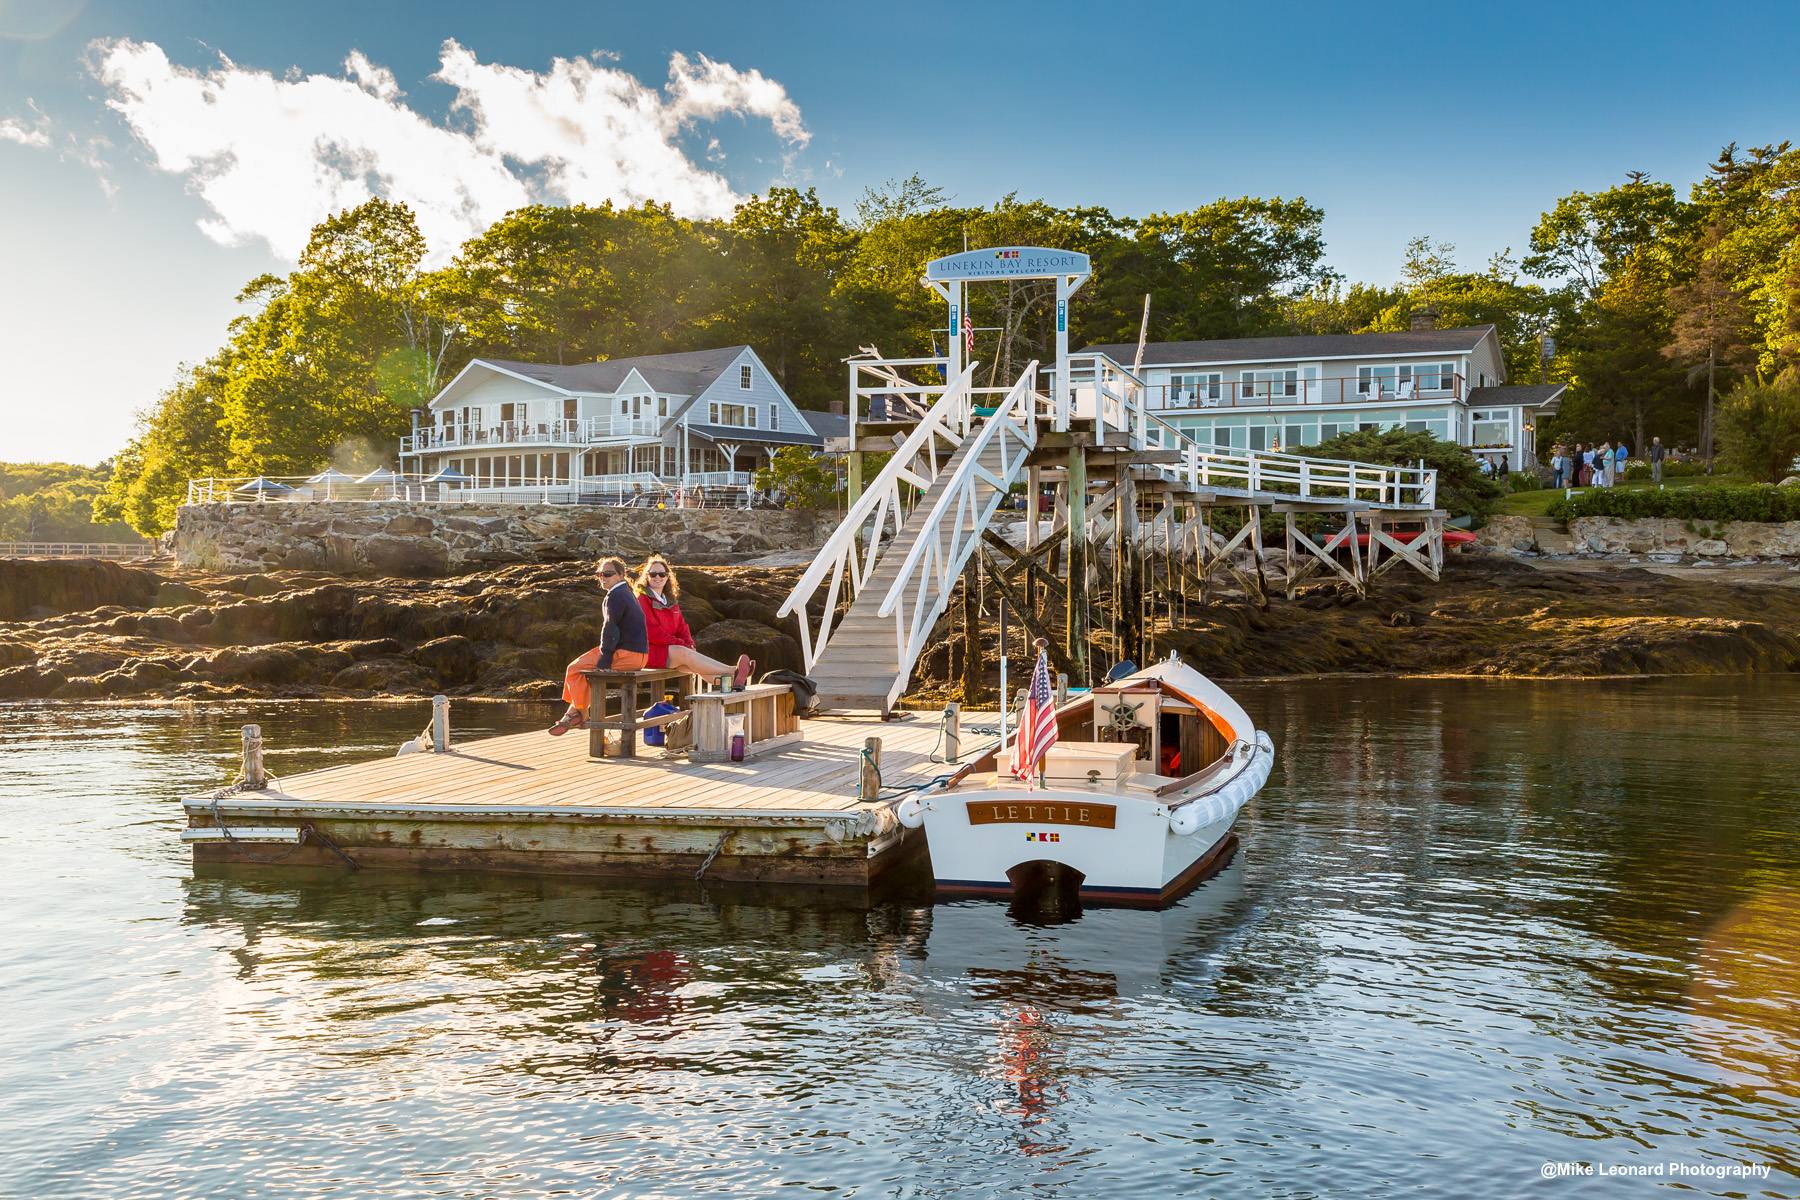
3;550;1799;704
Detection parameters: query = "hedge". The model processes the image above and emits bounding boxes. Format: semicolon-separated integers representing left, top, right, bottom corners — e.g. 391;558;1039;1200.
1547;484;1800;523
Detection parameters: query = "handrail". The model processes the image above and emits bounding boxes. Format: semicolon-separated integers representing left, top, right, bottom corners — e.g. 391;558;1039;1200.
1142;411;1437;508
776;362;980;670
872;362;1039;710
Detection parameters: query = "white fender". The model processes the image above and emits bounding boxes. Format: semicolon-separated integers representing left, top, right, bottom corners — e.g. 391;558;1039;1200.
1165;731;1273;836
895;796;925;828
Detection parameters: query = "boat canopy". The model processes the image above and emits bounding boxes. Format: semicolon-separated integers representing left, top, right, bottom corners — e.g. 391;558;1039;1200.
1105;655;1255;745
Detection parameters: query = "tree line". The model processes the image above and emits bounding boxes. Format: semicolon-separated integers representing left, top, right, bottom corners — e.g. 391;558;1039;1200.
97;144;1800;533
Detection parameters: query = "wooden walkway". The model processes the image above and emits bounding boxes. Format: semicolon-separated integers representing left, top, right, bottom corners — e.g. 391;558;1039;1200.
184;714;984;887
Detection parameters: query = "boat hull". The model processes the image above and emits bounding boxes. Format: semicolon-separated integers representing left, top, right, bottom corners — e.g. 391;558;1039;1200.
919;731;1272;908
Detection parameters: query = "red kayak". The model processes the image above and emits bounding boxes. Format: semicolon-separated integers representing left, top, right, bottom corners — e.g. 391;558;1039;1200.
1354;529;1475;547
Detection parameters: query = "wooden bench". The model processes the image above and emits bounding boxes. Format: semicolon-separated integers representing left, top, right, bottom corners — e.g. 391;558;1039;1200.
688;683;801;762
579;667;694;759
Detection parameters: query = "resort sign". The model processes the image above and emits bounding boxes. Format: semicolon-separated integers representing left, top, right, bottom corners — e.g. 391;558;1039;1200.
924;246;1092;282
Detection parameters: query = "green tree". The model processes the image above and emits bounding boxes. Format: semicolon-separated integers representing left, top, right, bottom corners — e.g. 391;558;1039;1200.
753;444;842;508
1524;174;1693;297
1664;223;1758;457
1716;375;1800;483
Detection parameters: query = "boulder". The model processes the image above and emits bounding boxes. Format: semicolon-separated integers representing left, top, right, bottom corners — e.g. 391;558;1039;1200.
329;656;439;694
361;534;449;576
1474;514;1536;553
151;581;210;608
0;666;62;698
410;635;480;686
694;618;804;676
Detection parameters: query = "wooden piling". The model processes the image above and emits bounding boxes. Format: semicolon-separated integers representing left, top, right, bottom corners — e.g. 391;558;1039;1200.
1065;438;1089;686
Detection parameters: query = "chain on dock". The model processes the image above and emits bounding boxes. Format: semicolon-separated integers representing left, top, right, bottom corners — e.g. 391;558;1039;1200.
205;775;360;871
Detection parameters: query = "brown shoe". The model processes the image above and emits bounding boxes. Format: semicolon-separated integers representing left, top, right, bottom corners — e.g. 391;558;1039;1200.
732;655;755;690
547;708;586;736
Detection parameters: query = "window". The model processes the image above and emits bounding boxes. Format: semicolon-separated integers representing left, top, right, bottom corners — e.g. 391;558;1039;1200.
740;364;753;389
658;397;668;417
1170;372;1222;406
1360;363;1457;398
709;402;720;423
663;446;677;476
555;453;569;483
563;398;578;420
769;404;778;430
1239;369;1298;400
717;403;747;427
1471;409;1511;447
501;402;526;425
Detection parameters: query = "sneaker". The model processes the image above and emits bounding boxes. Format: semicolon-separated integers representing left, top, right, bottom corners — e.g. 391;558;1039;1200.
732;655;755;690
547;708;586;736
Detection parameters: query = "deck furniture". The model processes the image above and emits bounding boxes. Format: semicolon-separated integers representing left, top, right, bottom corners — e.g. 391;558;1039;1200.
687;683;801;762
580;666;693;759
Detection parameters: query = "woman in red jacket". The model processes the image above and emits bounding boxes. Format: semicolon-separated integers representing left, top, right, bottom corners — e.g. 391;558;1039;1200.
636;556;753;687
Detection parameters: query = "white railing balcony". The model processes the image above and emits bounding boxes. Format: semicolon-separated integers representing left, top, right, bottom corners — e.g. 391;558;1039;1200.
401;415;665;454
1144;373;1466;411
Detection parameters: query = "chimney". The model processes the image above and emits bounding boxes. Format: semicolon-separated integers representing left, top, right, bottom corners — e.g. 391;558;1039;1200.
1410;308;1438;332
829;399;845;416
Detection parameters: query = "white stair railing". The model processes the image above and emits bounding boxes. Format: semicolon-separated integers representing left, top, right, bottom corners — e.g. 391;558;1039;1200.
777;363;979;671
873;362;1040;710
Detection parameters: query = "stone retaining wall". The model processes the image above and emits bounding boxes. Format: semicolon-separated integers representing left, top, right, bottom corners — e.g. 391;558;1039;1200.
174;502;839;574
1477;514;1800;558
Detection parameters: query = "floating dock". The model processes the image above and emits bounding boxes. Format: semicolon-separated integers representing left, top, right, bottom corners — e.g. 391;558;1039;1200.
184;715;982;889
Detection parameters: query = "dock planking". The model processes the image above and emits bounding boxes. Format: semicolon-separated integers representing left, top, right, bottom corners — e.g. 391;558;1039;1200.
185;713;990;887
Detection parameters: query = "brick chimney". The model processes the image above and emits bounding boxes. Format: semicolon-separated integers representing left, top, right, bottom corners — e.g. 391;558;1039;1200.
1410;308;1438;332
829;399;845;416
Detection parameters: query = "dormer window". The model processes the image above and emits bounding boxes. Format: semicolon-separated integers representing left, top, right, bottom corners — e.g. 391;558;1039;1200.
740;365;753;389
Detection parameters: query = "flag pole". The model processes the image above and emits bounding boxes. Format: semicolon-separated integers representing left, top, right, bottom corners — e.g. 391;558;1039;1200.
998;594;1009;757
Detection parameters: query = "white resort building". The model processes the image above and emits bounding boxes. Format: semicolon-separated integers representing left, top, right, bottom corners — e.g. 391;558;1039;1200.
1079;319;1564;467
399;345;835;502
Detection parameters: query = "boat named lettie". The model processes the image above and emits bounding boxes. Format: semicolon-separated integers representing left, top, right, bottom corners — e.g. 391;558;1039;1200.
898;656;1272;906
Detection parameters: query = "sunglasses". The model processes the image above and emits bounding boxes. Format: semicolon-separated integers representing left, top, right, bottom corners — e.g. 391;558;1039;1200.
599;569;618;578
647;571;668;578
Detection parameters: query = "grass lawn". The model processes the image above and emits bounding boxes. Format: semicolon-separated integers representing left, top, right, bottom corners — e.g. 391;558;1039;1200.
1496;472;1758;517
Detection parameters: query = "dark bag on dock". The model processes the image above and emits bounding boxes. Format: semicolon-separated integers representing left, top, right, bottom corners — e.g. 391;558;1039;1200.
758;670;818;712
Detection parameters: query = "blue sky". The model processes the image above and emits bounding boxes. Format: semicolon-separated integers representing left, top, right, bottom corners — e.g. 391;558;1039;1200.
4;0;1798;462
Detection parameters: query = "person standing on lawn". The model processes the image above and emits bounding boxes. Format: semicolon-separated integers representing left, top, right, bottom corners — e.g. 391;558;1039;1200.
1650;437;1666;483
549;557;651;736
1614;441;1629;485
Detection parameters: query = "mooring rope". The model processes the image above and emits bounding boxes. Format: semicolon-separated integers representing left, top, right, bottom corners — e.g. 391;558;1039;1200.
205;775;360;870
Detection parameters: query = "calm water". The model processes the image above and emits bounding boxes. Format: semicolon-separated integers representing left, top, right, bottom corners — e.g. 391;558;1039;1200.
3;680;1799;1198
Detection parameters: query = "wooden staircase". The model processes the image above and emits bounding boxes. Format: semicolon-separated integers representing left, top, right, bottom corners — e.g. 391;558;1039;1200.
809;428;1009;713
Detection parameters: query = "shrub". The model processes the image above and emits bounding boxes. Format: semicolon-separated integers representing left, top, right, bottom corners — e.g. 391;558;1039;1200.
1507;472;1540;493
1547;484;1800;524
1717;377;1800;483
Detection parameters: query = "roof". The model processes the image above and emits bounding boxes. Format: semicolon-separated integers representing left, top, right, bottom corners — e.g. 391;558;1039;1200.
453;346;752;399
797;409;849;439
1467;384;1566;414
1080;326;1498;367
681;423;824;449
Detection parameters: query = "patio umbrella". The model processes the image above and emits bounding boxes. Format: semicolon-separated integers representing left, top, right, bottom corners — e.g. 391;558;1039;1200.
232;477;295;500
356;467;402;484
422;465;471;484
308;467;354;499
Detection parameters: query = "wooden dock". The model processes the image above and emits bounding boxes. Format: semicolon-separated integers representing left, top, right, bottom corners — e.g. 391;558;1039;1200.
184;714;982;888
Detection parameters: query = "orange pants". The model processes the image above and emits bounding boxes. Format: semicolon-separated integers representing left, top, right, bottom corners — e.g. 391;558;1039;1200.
562;646;649;711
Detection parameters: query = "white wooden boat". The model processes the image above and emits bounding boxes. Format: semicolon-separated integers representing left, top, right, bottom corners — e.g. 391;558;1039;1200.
895;656;1273;907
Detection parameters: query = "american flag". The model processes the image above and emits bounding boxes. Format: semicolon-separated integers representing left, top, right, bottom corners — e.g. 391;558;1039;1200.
1012;645;1059;786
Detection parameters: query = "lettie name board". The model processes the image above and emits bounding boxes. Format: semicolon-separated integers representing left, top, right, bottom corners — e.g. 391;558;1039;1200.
966;800;1116;829
925;246;1092;283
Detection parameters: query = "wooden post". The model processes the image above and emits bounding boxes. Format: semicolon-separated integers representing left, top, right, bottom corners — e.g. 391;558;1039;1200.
1056;673;1069;709
1065;439;1089;686
847;450;865;506
961;556;982;706
943;702;961;764
241;724;265;789
859;736;883;800
432;695;449;753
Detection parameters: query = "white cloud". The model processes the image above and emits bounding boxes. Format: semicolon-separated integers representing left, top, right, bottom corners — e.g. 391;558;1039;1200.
90;38;809;263
0;105;52;148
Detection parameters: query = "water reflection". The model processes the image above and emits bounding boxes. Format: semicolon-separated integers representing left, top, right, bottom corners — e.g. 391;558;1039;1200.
4;682;1800;1197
